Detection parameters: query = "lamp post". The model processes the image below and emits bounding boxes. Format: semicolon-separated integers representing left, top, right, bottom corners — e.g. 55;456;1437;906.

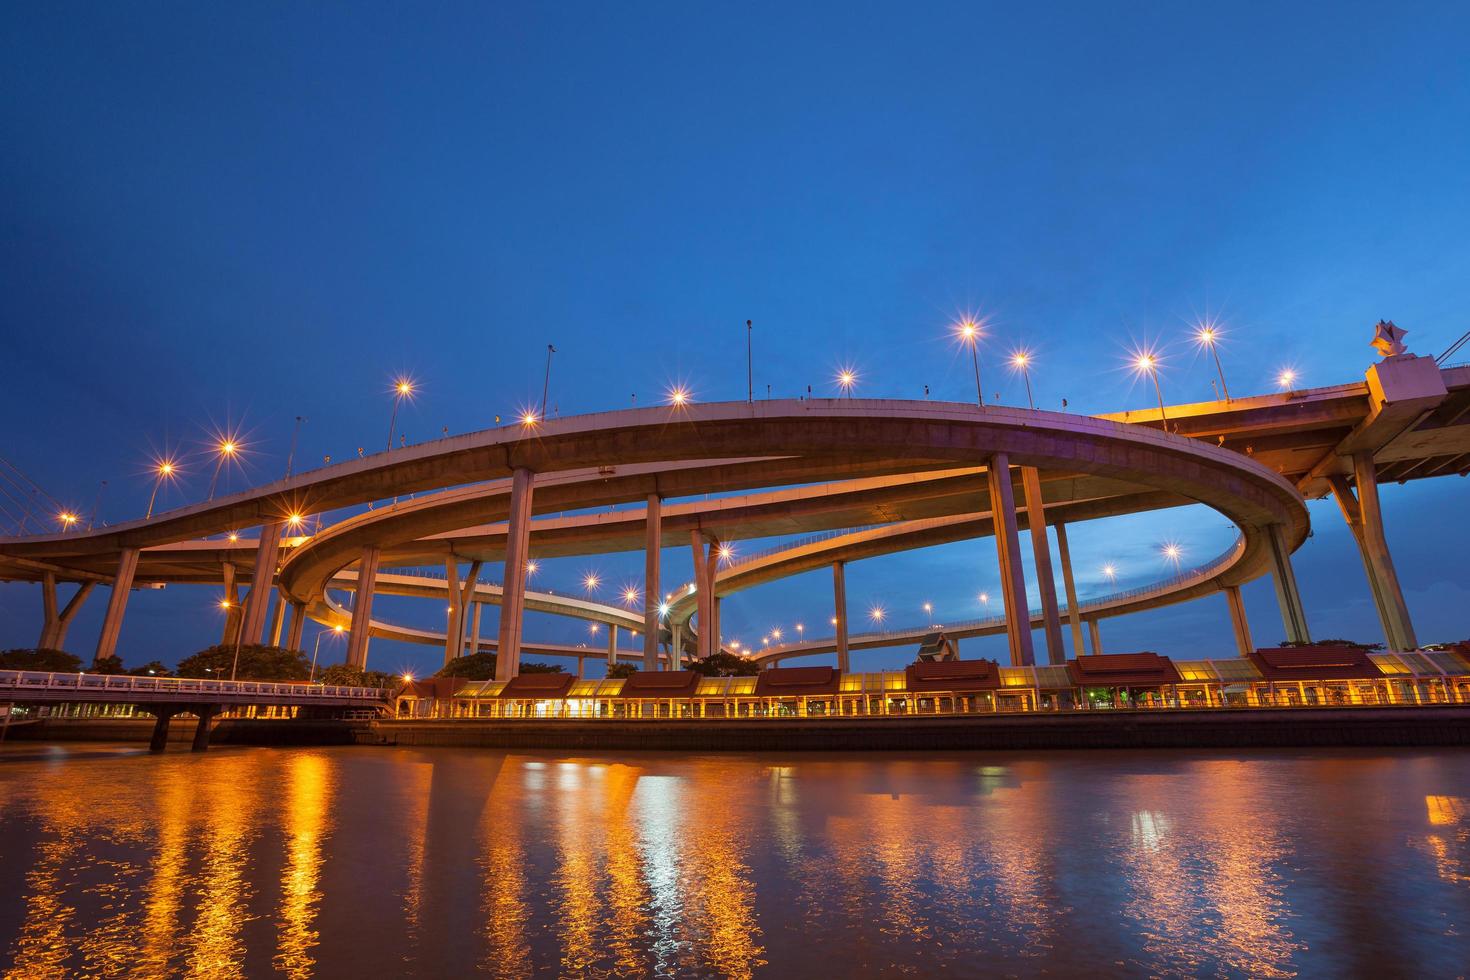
146;460;175;519
1196;326;1231;402
87;480;106;531
958;320;985;405
387;379;414;451
746;320;753;404
837;369;857;398
310;624;345;682
1134;353;1169;430
1011;351;1035;410
541;344;556;421
207;439;238;500
285;416;307;478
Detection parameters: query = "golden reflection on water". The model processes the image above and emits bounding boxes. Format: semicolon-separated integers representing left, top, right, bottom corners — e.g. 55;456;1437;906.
134;771;192;978
477;762;531;977
274;754;333;978
182;755;262;978
679;763;766;979
600;764;652;976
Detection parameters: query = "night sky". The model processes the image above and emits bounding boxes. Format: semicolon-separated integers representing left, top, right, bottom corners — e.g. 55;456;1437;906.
3;3;1468;677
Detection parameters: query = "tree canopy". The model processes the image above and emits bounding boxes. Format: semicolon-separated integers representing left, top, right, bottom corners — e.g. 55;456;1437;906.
0;648;82;672
175;644;312;681
687;652;762;676
605;662;638;678
317;663;398;688
434;652;565;681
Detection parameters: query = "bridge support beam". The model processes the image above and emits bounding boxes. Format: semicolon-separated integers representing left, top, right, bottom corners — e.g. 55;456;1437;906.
469;602;482;656
495;467;534;682
191;705;219;752
346;545;381;669
146;705;177;753
606;624;618;665
671;621;684;667
987;454;1034;666
240;522;284;645
833;561;850;673
1267;524;1311;645
689;531;715;662
94;547;139;666
1021;467;1066;664
267;595;287;647
1088;619;1103;655
444;558;482;665
1054;523;1086;656
1327;455;1417;652
644;494;662;671
1224;585;1253;657
220;562;241;644
39;575;94;651
285;601;306;652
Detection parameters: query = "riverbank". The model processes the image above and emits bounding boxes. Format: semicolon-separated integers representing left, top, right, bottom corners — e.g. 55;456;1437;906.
7;705;1470;751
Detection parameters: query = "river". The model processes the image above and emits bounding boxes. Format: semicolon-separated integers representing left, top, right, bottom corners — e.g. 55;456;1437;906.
1;744;1467;977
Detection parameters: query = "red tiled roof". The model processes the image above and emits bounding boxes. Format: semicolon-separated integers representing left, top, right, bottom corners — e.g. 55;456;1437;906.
401;677;466;699
905;658;1002;692
1067;652;1181;687
616;670;702;698
754;666;841;697
497;672;576;699
1247;646;1384;682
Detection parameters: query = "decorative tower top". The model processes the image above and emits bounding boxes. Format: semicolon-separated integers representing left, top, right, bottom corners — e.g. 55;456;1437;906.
1371;320;1408;359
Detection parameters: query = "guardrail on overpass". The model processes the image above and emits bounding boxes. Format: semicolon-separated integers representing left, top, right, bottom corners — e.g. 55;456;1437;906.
0;670;387;706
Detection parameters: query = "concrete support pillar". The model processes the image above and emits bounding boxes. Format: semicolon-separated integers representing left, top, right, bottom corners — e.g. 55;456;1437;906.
220;562;241;644
495;467;535;682
671;621;684;667
606;624;618;665
1088;619;1103;656
469;602;483;656
1327;457;1417;652
833;561;850;673
578;657;586;679
285;601;306;651
240;522;284;645
147;707;176;753
443;558;482;665
346;545;381;669
1054;522;1086;657
1020;467;1066;664
711;596;722;654
94;547;139;665
1266;524;1311;645
987;454;1034;666
38;572;57;649
689;530;713;661
267;595;287;647
191;706;218;752
1224;585;1253;657
644;494;662;670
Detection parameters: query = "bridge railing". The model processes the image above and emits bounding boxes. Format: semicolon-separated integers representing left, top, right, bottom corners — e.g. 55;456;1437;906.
0;670;385;701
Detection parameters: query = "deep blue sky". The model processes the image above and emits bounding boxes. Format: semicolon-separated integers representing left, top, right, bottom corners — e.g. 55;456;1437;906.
3;2;1468;675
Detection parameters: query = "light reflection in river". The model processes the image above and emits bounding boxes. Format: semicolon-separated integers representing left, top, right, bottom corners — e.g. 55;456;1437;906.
1;745;1469;977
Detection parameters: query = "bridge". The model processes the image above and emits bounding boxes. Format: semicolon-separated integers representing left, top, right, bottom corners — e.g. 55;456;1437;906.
0;341;1465;686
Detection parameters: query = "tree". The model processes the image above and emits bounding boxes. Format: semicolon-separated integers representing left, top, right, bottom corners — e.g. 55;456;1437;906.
317;663;397;688
687;652;762;677
435;652;565;680
1281;638;1384;650
0;648;82;673
92;654;127;674
605;663;638;678
128;661;173;677
175;644;311;681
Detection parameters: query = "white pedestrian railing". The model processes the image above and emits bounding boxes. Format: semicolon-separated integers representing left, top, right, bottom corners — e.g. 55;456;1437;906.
0;670;385;701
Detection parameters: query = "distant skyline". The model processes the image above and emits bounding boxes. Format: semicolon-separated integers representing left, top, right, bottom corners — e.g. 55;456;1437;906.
3;3;1468;674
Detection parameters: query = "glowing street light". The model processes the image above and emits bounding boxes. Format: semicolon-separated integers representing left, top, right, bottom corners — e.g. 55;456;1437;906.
666;384;691;407
387;377;415;451
1194;323;1232;402
57;511;79;530
657;601;670;618
868;605;886;625
795;622;804;640
525;559;539;576
835;367;858;398
146;458;178;519
956;319;985;405
286;511;306;531
1102;563;1118;584
589;622;601;636
923;601;933;619
772;627;783;641
1010;350;1036;410
582;572;601;594
621;585;641;607
1131;349;1170;429
1277;368;1298;391
977;592;990;606
227;531;239;543
717;542;734;564
309;623;346;682
519;408;540;427
207;437;241;501
1160;542;1183;568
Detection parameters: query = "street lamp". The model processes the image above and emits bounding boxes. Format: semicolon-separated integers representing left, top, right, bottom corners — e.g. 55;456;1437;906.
1132;350;1170;430
1194;324;1231;402
146;458;177;519
795;622;804;641
582;572;601;594
868;605;886;626
310;624;345;682
957;319;985;405
836;367;857;398
207;437;239;501
1010;350;1035;410
1160;542;1183;569
621;585;640;607
1102;563;1118;584
387;378;415;451
923;601;933;621
57;511;79;531
1276;368;1298;391
666;384;691;407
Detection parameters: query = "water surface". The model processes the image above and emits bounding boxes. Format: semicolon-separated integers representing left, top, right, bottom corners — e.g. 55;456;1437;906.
1;744;1468;977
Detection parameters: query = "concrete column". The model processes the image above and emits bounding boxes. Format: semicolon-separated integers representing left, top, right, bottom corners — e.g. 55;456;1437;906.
191;705;218;752
833;561;850;672
147;706;176;753
1054;522;1086;657
1020;467;1065;664
1266;524;1311;645
38;572;58;649
577;656;586;679
240;522;284;645
689;530;712;661
1088;619;1103;656
606;624;618;665
94;547;140;665
671;621;684;667
346;545;381;669
1327;456;1417;651
495;467;534;682
469;602;483;656
285;601;306;651
220;562;241;644
987;454;1034;666
42;581;95;652
443;558;464;665
711;596;722;655
268;595;287;647
643;494;662;670
1224;585;1253;657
